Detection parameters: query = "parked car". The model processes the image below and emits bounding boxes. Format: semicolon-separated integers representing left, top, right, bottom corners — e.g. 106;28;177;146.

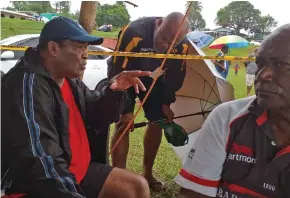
250;40;261;46
0;34;110;90
98;24;113;32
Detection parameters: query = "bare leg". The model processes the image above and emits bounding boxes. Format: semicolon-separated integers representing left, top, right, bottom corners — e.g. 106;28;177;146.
111;124;130;169
142;123;163;187
247;85;252;96
98;168;150;198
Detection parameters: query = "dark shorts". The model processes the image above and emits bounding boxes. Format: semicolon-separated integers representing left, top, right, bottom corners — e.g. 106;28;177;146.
80;163;113;198
137;78;165;122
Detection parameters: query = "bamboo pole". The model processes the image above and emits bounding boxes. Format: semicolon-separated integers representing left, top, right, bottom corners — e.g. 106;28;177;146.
78;1;98;34
78;1;98;79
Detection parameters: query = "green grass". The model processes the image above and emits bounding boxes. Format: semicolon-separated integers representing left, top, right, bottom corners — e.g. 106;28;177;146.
1;18;257;197
92;29;119;39
109;111;182;198
0;18;119;39
1;18;44;39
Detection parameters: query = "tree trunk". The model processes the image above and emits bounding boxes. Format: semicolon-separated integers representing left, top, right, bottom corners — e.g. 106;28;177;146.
78;1;98;34
78;1;98;79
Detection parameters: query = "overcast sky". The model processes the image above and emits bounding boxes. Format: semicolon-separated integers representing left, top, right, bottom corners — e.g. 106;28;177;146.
2;0;289;30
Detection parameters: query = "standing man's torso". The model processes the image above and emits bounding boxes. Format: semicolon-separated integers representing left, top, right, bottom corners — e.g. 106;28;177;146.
117;17;162;72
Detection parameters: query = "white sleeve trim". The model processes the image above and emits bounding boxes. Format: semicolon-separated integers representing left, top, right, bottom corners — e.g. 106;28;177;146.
174;103;231;197
174;174;218;197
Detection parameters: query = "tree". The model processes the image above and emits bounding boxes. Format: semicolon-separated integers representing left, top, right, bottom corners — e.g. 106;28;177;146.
185;1;206;30
73;10;80;20
59;1;71;14
4;6;17;11
78;1;97;34
11;1;53;14
215;8;230;28
189;12;206;30
251;15;278;36
11;1;29;11
29;1;53;14
54;1;71;13
96;3;130;28
215;1;261;34
186;1;203;13
116;1;126;7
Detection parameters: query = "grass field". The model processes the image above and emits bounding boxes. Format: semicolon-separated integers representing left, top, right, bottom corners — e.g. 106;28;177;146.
0;18;119;40
1;18;257;198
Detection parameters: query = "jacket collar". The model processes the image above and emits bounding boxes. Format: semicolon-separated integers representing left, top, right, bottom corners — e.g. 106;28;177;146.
248;98;266;118
248;98;278;145
20;47;53;79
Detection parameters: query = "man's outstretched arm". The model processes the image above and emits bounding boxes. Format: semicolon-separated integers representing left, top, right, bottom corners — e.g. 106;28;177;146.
79;70;151;126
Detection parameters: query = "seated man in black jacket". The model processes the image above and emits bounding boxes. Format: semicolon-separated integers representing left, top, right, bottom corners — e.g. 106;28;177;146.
1;17;151;198
108;12;189;189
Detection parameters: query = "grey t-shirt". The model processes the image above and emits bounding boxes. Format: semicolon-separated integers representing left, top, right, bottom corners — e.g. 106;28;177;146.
245;53;258;75
247;62;258;75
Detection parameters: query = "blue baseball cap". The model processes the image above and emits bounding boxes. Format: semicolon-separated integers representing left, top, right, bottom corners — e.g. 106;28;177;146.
39;16;103;45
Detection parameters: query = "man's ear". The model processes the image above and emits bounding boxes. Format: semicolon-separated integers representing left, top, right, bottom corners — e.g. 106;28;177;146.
47;41;60;57
155;18;163;28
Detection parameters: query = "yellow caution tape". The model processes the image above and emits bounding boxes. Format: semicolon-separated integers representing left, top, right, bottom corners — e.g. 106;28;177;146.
1;45;28;50
0;45;256;61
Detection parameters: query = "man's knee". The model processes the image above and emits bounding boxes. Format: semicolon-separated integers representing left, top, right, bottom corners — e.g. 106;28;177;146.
119;175;149;198
100;168;150;198
131;174;150;196
147;123;162;132
118;172;150;198
113;124;130;139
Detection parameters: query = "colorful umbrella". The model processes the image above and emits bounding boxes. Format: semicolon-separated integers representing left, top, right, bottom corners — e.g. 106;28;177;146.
209;35;249;49
187;31;214;48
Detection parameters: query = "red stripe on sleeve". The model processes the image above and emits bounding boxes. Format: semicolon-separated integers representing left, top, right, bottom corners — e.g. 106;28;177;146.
2;194;27;198
275;145;290;157
179;169;220;187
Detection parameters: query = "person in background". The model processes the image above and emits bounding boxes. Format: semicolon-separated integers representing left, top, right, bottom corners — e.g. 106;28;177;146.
174;23;290;198
244;48;259;96
234;63;239;76
213;45;229;79
107;12;190;190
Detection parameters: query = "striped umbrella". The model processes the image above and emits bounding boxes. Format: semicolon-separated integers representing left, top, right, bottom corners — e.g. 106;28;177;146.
209;35;249;49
